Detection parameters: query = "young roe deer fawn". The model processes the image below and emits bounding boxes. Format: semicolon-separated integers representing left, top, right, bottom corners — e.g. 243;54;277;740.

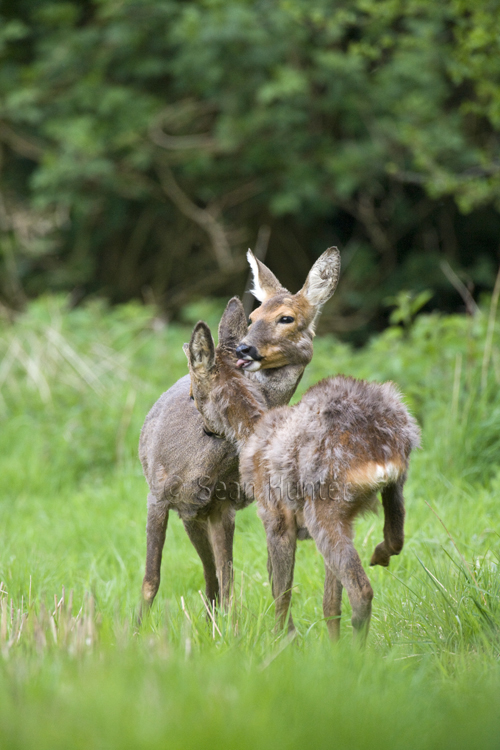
138;247;341;617
187;308;420;642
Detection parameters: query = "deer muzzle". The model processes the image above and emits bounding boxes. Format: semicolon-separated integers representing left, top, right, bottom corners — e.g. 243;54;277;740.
235;343;263;371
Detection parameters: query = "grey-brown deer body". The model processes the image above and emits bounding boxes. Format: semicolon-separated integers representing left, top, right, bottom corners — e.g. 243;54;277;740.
138;247;341;616
187;321;420;643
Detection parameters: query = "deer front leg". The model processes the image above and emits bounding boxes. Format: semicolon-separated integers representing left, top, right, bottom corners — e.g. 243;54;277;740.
370;481;405;567
208;502;235;610
258;505;297;634
304;499;373;644
139;493;169;623
182;516;219;605
323;565;343;641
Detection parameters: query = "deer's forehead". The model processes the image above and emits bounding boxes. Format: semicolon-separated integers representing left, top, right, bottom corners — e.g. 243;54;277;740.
249;295;313;323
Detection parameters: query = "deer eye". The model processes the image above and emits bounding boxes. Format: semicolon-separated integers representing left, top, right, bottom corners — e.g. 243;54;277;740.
278;316;294;324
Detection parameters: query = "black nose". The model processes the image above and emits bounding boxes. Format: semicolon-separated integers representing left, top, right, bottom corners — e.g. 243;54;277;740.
236;344;251;356
235;344;262;361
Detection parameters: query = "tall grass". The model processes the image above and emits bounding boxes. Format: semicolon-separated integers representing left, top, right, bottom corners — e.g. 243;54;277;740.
0;294;499;748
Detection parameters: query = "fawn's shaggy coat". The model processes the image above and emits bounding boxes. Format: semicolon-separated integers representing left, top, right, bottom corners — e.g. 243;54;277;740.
188;314;420;641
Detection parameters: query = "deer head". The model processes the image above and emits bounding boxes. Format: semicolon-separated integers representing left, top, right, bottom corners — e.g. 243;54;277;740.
236;247;341;371
187;297;267;443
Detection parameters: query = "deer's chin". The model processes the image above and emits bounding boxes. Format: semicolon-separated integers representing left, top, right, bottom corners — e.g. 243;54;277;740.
236;359;262;372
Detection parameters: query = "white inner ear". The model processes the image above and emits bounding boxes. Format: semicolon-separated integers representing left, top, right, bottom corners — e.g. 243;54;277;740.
303;268;332;307
247;249;267;303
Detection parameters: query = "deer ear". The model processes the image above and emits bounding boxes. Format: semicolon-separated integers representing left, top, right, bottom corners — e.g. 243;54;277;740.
247;249;288;303
218;297;247;352
188;322;216;373
299;247;341;308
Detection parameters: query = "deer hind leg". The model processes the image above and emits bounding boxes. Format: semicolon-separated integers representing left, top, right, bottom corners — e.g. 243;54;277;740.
304;499;373;644
139;493;169;623
258;505;297;634
182;516;219;605
370;481;405;568
323;565;343;641
208;503;235;610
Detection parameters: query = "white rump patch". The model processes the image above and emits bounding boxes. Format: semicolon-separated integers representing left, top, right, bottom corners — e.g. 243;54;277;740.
347;460;403;488
373;462;401;483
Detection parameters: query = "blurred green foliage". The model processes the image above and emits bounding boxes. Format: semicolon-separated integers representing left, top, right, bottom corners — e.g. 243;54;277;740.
1;0;500;340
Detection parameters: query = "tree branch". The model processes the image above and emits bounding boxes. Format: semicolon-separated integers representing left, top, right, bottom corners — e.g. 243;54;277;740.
164;256;247;310
0;122;44;161
155;163;233;269
149;101;219;152
440;260;480;316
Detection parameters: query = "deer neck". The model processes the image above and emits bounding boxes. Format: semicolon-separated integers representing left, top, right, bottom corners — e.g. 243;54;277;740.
216;359;268;451
248;363;305;408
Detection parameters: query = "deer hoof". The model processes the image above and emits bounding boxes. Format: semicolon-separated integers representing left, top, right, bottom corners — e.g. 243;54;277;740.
370;543;391;567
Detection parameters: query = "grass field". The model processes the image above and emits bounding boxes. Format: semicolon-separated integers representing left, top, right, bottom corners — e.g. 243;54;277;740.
1;294;499;749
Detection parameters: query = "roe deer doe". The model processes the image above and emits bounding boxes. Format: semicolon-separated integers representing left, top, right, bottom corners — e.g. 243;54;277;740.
187;315;420;642
138;247;341;618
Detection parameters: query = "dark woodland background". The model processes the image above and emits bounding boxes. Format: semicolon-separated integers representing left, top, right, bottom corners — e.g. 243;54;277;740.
2;0;500;341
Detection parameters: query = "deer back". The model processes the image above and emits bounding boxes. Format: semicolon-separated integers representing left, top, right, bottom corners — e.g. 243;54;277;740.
238;376;420;512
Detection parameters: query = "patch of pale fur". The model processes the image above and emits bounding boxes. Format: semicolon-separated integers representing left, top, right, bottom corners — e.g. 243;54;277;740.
247;249;267;302
243;359;261;372
346;460;404;489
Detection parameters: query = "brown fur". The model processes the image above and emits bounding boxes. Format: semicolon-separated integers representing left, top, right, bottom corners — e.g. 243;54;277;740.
244;295;318;369
138;248;341;619
188;332;420;643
